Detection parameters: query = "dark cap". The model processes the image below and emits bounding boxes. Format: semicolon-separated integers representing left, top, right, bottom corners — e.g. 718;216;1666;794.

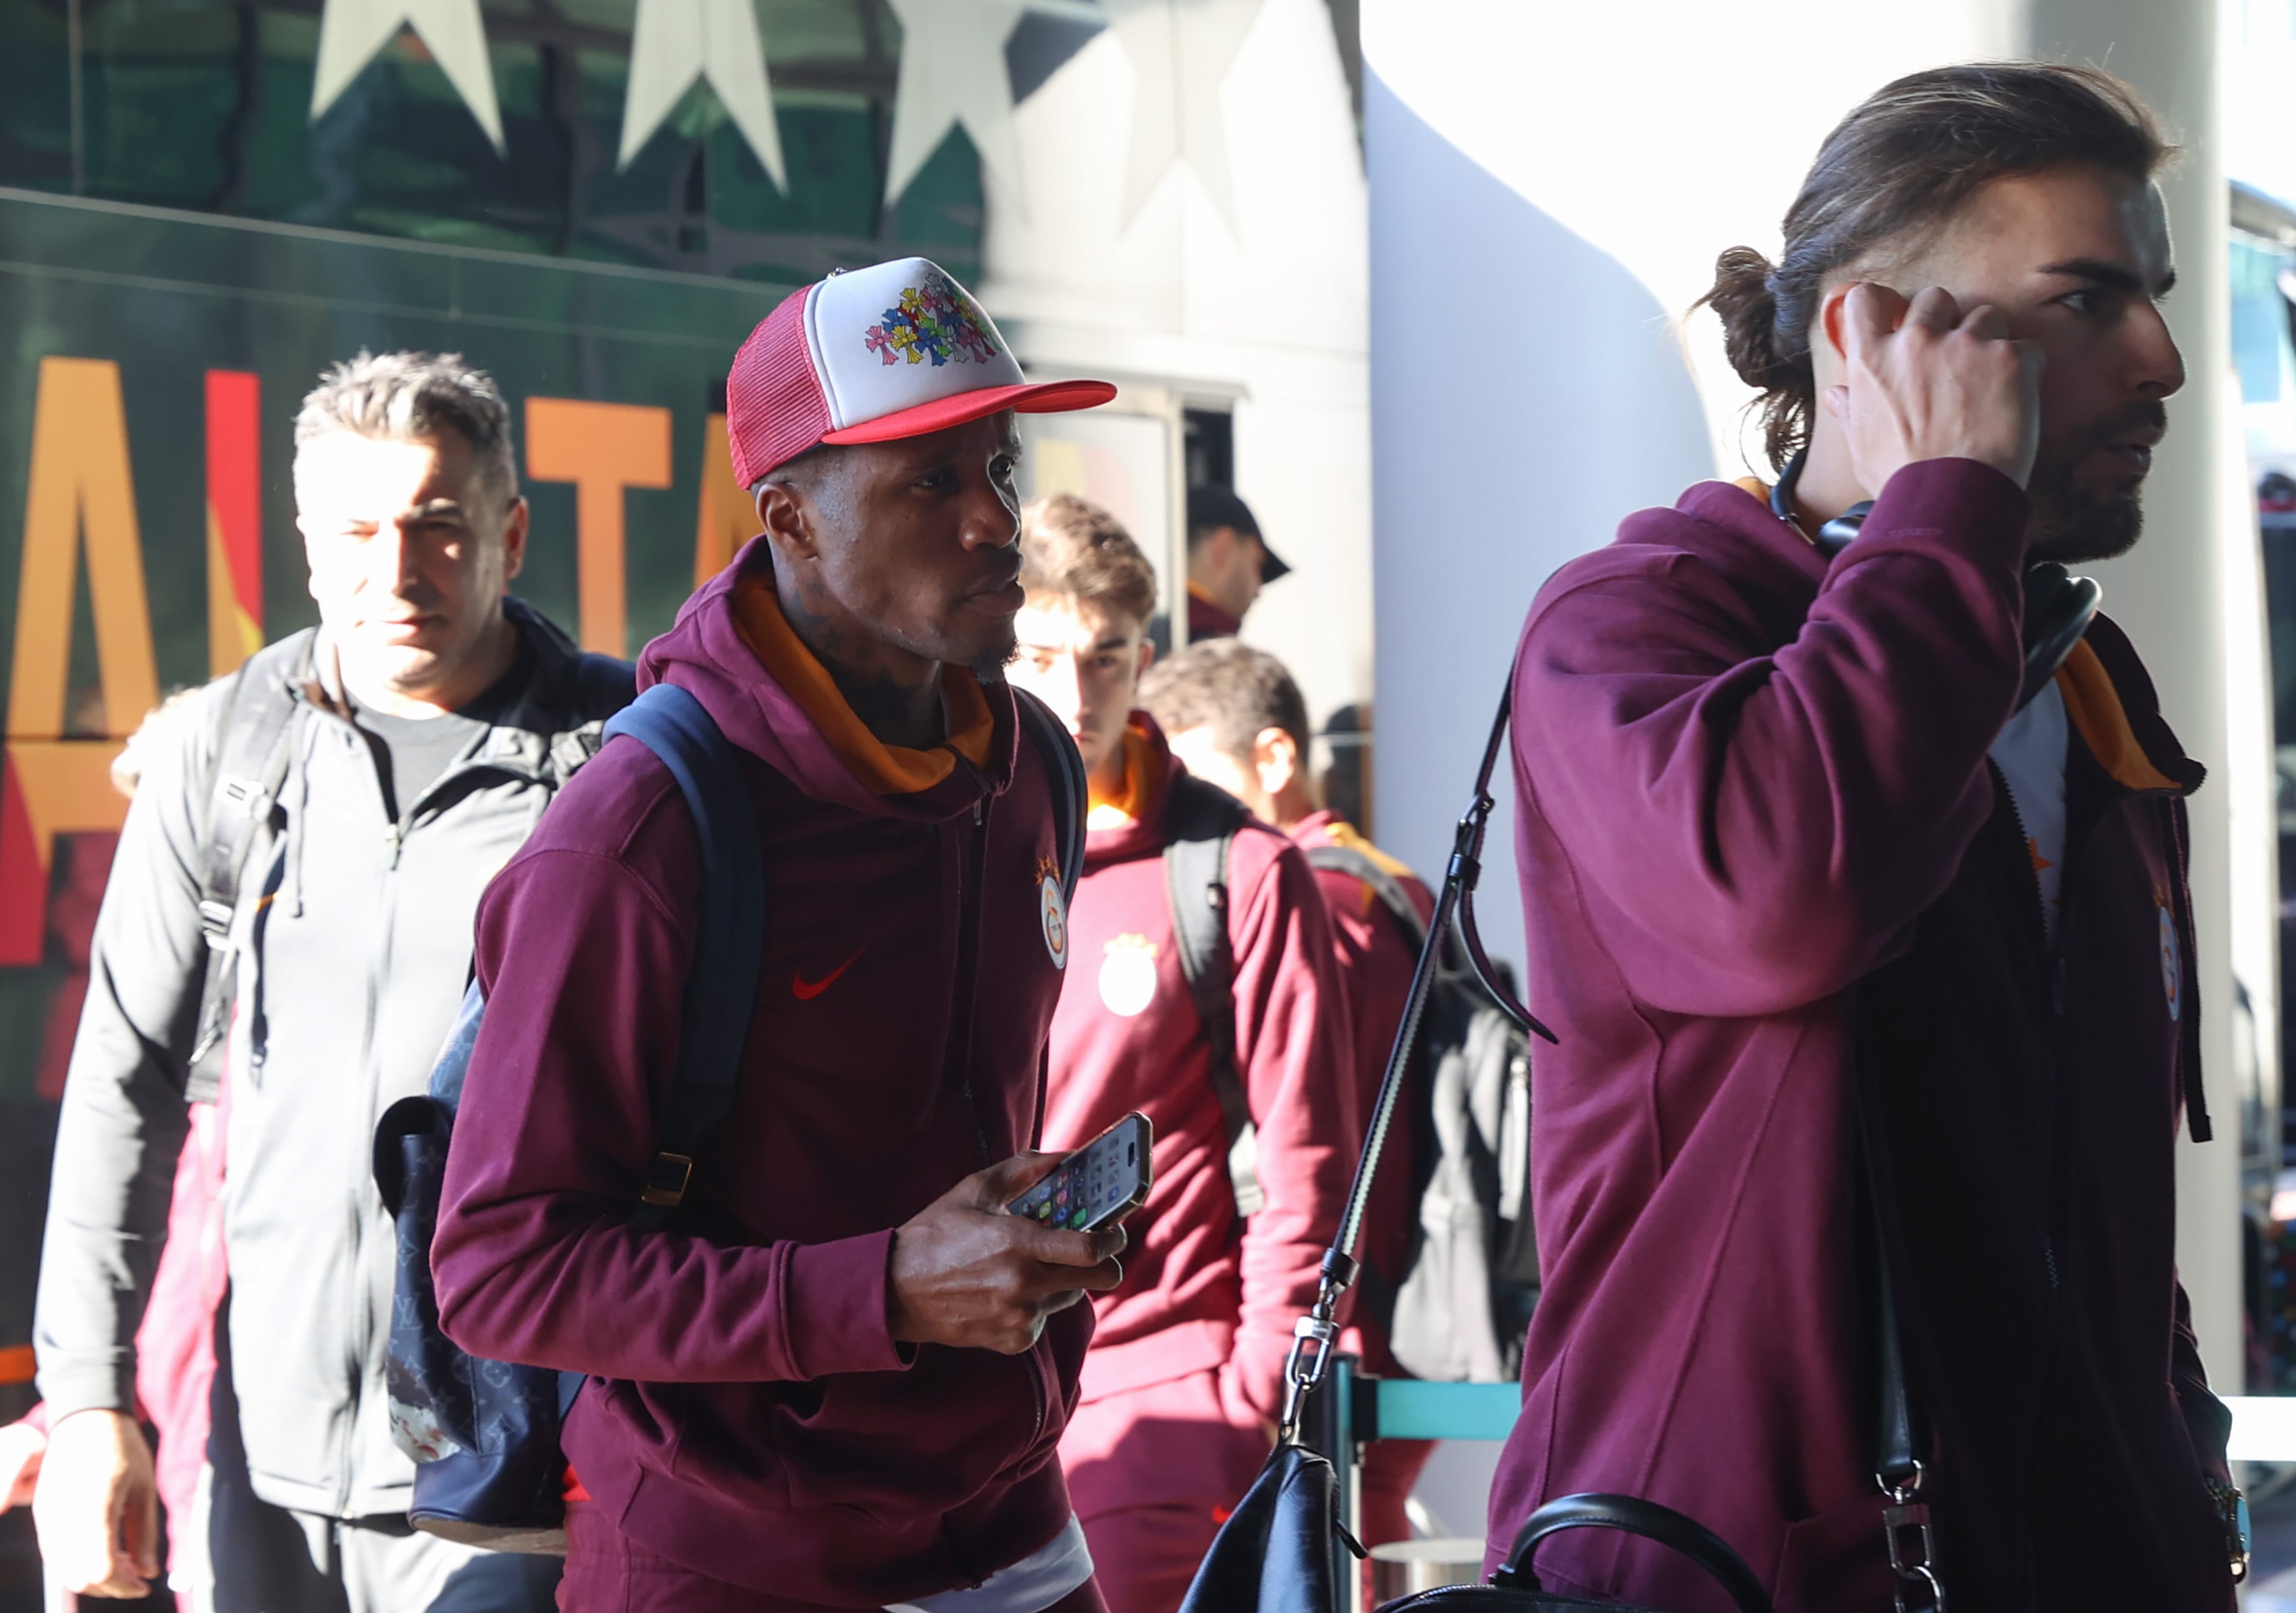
1185;485;1290;583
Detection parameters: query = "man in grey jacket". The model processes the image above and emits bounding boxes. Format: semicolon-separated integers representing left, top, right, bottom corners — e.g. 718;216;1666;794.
30;352;631;1609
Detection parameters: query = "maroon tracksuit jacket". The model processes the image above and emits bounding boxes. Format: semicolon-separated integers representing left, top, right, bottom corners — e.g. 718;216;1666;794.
1492;460;2231;1612
432;543;1086;1607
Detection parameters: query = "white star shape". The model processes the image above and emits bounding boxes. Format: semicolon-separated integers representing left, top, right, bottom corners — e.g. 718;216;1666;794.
311;0;503;151
618;0;787;190
1105;0;1266;234
882;0;1030;213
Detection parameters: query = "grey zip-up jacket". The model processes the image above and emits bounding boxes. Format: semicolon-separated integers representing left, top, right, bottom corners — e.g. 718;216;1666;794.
34;600;631;1519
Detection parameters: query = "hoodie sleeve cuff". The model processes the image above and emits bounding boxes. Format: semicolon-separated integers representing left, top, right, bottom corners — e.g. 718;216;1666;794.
781;1229;913;1380
32;1363;136;1428
1856;457;2033;561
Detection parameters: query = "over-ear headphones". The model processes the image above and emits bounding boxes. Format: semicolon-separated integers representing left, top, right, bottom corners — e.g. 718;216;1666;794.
1769;452;2099;713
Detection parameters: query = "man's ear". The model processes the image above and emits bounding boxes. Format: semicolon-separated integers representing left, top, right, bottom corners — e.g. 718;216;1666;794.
1184;530;1218;585
1134;638;1156;680
755;479;820;563
498;497;529;586
1255;727;1298;796
1817;283;1858;378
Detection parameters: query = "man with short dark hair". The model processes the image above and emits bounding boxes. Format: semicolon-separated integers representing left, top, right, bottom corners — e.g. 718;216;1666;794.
1495;63;2236;1610
34;351;623;1609
1183;486;1289;641
1005;496;1353;1613
1141;638;1436;1554
431;259;1124;1612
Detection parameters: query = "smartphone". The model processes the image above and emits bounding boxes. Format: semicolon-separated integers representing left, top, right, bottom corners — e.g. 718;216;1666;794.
1008;1112;1153;1233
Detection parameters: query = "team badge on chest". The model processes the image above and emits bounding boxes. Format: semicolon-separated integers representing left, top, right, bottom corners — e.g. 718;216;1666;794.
1099;933;1159;1017
1038;857;1068;969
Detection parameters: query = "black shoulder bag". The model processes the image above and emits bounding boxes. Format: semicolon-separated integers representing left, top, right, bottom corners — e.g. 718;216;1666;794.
1178;686;1941;1613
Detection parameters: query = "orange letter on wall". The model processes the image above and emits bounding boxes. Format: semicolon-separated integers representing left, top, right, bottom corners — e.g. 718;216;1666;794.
694;412;756;588
207;370;263;676
525;399;673;657
0;356;160;962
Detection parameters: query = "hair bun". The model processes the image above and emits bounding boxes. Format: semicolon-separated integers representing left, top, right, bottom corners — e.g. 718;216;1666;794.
1699;247;1798;392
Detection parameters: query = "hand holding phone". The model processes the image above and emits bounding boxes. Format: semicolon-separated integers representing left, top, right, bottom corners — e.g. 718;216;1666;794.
886;1150;1130;1355
1007;1112;1153;1233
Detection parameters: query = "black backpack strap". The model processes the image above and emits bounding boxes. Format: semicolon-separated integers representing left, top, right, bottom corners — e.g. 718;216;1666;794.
1304;844;1428;952
598;685;765;1229
1163;774;1261;1219
186;632;316;1104
1012;688;1085;902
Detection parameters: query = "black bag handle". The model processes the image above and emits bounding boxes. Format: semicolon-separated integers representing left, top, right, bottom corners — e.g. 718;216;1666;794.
1492;1493;1775;1613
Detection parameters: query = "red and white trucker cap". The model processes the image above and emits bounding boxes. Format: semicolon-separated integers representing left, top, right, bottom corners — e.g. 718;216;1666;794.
726;256;1117;487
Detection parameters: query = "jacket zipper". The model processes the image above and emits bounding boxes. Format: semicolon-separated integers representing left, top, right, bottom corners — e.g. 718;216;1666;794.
1987;759;2064;1298
945;787;1044;1446
945;792;995;1164
341;734;533;1512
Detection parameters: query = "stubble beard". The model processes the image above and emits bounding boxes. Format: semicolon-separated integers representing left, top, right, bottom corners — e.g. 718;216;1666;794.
2022;401;2166;566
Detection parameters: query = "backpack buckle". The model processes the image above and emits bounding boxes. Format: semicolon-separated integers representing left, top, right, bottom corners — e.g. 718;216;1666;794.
640;1152;694;1208
197;900;234;946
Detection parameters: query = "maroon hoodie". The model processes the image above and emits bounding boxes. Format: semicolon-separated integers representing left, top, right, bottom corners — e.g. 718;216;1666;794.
1044;716;1357;1425
1490;461;2230;1612
432;540;1087;1606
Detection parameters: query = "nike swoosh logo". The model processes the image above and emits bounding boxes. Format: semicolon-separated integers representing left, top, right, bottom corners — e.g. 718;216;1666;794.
791;950;864;1001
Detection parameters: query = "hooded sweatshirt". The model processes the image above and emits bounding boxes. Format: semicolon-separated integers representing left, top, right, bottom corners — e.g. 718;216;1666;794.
1489;459;2229;1612
1043;716;1355;1425
431;542;1087;1606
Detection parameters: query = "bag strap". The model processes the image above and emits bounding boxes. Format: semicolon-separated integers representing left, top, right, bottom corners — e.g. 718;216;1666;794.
1012;687;1086;904
1304;844;1428;953
1494;1491;1776;1613
1854;1039;1943;1612
598;684;766;1227
1162;774;1262;1221
186;632;317;1104
1279;686;1549;1439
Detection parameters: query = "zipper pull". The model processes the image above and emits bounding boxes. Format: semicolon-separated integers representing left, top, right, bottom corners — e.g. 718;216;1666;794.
384;822;403;870
973;799;985;826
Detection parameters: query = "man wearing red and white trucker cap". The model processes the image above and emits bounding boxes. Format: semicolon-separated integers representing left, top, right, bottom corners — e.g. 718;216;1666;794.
434;257;1129;1613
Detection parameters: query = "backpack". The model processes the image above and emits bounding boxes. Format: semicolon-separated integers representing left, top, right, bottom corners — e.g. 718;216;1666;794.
186;611;629;1104
1161;774;1265;1220
371;683;1086;1550
1304;842;1539;1385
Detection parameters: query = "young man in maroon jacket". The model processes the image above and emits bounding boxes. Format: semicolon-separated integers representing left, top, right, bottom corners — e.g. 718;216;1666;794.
1141;638;1435;1553
1495;65;2239;1612
430;259;1131;1613
1003;495;1356;1613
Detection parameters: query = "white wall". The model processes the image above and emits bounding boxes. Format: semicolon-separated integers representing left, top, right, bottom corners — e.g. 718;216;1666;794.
1365;0;2251;1400
981;0;1373;730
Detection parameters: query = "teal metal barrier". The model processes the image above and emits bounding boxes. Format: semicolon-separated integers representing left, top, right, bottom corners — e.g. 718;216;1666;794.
1367;1378;1521;1441
1313;1360;1521;1613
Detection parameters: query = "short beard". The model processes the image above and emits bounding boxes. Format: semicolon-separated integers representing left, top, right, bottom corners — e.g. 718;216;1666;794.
970;624;1019;682
2022;400;2166;566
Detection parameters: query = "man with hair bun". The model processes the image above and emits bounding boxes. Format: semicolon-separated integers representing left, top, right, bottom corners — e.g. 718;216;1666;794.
32;351;623;1608
1004;494;1355;1613
1492;63;2237;1610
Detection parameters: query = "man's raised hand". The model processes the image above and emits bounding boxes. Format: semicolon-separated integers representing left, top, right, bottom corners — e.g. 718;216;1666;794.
1824;282;2042;495
887;1152;1126;1354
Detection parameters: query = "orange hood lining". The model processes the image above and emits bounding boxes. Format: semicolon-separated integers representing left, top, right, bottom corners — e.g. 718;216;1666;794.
731;575;995;796
1087;721;1162;828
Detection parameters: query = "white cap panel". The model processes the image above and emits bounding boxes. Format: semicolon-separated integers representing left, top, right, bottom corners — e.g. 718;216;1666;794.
806;257;1026;431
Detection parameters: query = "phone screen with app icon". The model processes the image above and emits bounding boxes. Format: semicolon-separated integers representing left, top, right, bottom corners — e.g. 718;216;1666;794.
1008;1112;1153;1233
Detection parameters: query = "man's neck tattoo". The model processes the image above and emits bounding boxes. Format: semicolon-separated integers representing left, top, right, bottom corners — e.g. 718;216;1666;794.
780;575;947;750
